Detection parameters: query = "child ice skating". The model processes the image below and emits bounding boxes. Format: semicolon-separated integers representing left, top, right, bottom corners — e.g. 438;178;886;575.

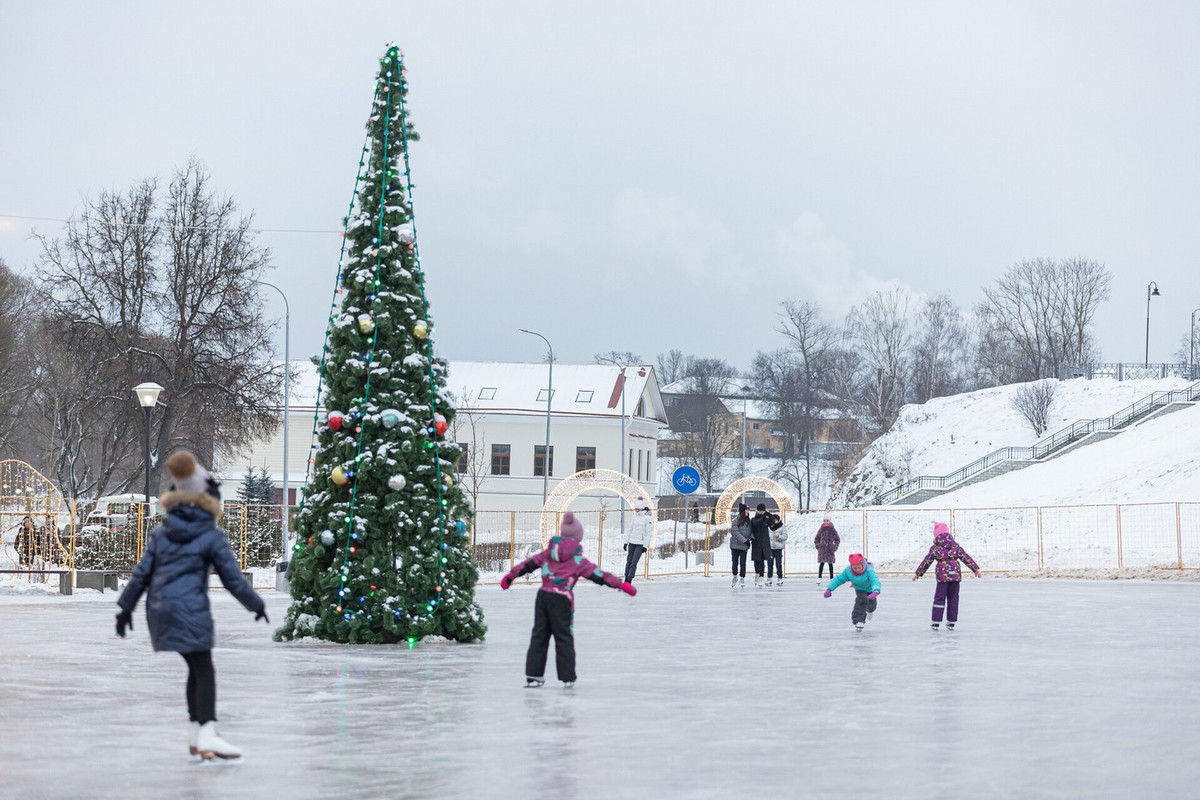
824;553;880;631
767;515;787;586
115;451;268;761
500;511;635;687
913;522;981;630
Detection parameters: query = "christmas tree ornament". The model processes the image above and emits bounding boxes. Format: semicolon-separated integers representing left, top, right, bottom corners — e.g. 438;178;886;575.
412;320;428;339
320;530;335;547
381;409;401;429
388;474;407;492
433;413;447;436
442;473;453;487
455;520;467;536
327;411;344;432
331;466;349;485
357;313;376;333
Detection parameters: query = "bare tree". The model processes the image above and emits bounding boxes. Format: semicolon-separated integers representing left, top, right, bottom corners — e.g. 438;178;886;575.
910;293;968;403
655;349;693;386
670;357;738;492
447;386;490;511
594;350;642;365
1010;379;1058;437
845;287;912;434
977;257;1111;381
35;159;283;495
0;259;35;458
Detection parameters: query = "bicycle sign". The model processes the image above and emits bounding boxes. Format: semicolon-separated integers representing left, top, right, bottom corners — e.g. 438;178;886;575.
671;466;701;495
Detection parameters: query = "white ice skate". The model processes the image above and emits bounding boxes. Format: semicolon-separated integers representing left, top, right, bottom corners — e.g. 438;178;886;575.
777;578;784;586
766;578;773;587
866;611;873;621
563;680;575;689
525;677;545;688
739;578;745;588
731;576;738;587
189;721;200;759
854;622;864;632
195;722;242;762
946;622;955;631
931;623;940;631
755;576;763;588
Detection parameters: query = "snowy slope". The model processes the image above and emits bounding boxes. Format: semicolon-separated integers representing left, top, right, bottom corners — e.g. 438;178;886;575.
830;378;1194;507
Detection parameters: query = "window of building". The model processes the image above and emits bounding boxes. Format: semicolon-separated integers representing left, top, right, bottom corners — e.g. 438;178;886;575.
576;446;596;472
536;389;555;403
534;445;554;477
628;449;634;477
490;444;510;475
478;387;497;400
456;443;468;474
752;422;760;430
575;390;593;403
637;450;643;481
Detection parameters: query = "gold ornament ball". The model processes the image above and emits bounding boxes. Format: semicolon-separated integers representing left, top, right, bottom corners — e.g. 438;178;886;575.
442;473;453;487
413;320;428;339
331;466;348;485
358;313;376;334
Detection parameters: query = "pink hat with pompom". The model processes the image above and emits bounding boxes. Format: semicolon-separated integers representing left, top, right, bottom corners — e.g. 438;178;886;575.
560;512;584;541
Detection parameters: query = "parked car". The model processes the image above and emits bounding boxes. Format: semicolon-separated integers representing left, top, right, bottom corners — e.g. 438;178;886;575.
80;494;152;535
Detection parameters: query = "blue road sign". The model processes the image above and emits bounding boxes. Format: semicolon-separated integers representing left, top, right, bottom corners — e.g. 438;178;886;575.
672;466;701;495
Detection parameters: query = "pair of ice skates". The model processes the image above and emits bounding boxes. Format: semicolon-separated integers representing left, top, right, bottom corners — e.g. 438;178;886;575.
931;622;956;631
188;721;242;763
730;576;784;588
524;677;573;689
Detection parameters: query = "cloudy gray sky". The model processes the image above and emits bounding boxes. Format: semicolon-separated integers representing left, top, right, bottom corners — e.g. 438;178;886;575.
2;2;1198;372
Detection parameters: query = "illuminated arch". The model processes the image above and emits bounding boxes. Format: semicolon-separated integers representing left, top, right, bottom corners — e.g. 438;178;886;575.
540;469;656;547
0;460;75;567
713;477;795;526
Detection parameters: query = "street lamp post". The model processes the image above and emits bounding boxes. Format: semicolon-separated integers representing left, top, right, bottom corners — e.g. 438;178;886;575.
519;329;553;507
1191;308;1200;381
597;356;629;538
255;280;291;561
1145;281;1160;369
132;382;164;513
739;385;752;477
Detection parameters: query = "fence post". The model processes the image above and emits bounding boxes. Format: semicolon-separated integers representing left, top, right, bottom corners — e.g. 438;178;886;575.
1115;505;1123;569
1037;507;1043;570
510;511;516;574
597;510;604;572
862;509;868;561
1177;502;1184;570
704;516;710;578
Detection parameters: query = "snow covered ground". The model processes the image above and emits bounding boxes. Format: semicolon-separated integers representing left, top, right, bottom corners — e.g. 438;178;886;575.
2;579;1198;799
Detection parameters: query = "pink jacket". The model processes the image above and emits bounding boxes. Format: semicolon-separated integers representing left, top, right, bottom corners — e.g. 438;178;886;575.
505;536;622;605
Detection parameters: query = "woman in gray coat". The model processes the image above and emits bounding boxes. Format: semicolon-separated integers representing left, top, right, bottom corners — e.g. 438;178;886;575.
116;451;267;762
729;504;753;587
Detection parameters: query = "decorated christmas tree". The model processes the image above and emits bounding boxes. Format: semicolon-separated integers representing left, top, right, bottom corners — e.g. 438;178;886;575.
276;44;485;645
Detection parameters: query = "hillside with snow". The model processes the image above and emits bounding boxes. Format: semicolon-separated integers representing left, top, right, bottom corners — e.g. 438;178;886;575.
831;378;1198;508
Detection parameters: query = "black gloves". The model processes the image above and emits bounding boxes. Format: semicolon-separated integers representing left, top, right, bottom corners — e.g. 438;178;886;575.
255;608;270;624
115;609;133;638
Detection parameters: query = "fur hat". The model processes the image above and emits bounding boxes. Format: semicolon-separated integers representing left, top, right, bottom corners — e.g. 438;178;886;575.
756;503;767;512
160;450;223;519
560;511;584;541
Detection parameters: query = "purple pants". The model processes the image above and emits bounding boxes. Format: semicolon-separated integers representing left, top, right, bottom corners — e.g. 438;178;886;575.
931;580;961;623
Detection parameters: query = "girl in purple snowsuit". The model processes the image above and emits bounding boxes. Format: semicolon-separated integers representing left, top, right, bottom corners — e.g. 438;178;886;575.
500;512;635;687
913;522;980;630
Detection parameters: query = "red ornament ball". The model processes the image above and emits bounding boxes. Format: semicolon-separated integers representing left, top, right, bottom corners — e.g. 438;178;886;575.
328;412;344;432
434;413;447;436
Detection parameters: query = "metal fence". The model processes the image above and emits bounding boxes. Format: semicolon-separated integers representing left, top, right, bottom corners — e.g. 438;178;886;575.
4;500;1197;589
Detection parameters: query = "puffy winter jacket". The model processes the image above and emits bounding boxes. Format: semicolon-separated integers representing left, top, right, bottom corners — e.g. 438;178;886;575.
915;524;980;582
750;512;782;560
628;510;654;546
827;563;881;594
505;535;623;606
769;526;789;550
814;523;840;563
117;491;264;653
729;518;753;551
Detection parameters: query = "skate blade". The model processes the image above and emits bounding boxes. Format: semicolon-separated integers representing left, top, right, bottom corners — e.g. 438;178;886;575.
197;752;243;764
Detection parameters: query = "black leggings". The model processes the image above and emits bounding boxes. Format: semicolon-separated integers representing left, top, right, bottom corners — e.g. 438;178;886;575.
819;562;835;577
731;549;747;577
182;650;216;724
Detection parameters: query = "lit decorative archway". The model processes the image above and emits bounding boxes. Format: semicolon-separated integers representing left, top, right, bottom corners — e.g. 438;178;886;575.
0;460;75;566
540;469;656;546
713;477;795;525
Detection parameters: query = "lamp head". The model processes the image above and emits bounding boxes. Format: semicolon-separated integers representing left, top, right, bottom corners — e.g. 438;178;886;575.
133;382;164;408
1151;286;1161;297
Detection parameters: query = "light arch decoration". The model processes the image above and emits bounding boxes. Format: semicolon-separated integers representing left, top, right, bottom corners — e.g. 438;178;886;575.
540;468;656;547
0;460;75;567
713;477;795;526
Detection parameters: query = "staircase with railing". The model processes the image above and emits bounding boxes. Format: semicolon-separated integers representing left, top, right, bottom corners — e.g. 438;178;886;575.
873;380;1200;505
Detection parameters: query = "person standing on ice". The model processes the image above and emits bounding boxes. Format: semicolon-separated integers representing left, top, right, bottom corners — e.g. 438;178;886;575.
767;514;787;586
813;517;840;580
623;504;653;583
115;451;268;762
729;504;753;587
749;503;781;587
500;511;635;688
824;553;880;631
912;522;981;631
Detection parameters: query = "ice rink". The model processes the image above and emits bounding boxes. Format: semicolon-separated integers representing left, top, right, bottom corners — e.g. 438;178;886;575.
1;574;1198;799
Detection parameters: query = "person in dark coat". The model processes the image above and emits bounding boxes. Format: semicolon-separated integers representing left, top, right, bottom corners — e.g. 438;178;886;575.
749;503;782;588
116;450;268;762
814;518;840;579
14;516;37;567
729;504;753;587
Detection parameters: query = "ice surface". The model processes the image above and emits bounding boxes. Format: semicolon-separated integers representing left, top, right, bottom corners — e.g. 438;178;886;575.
1;577;1198;799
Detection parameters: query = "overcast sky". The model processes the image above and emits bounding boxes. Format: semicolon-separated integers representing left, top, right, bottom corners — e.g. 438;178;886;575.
2;2;1198;373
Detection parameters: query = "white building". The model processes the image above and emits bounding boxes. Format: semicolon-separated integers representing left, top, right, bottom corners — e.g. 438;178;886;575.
215;361;669;513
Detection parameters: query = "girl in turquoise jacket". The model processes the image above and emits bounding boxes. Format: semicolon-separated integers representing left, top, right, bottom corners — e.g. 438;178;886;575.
824;553;880;631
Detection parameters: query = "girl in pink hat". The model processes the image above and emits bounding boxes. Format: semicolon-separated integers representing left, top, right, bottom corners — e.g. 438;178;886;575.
500;511;636;687
913;522;981;630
